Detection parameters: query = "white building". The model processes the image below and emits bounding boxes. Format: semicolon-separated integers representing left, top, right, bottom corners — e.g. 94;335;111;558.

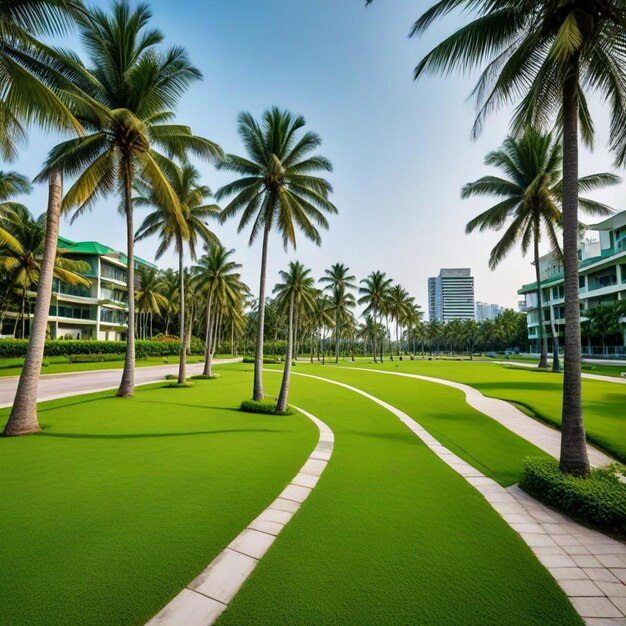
428;268;475;322
476;301;505;321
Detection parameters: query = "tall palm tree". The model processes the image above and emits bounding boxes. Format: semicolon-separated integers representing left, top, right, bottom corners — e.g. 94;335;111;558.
326;286;357;363
135;266;166;339
1;0;89;437
217;107;336;400
38;1;222;398
158;268;179;335
369;0;626;476
387;284;414;359
273;261;315;412
0;171;31;216
464;128;617;368
320;263;356;362
358;271;392;362
193;245;243;377
135;161;220;383
0;206;90;337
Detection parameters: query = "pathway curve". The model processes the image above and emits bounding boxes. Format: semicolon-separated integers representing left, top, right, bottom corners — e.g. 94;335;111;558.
290;371;626;625
340;366;613;468
0;358;242;408
146;406;334;626
495;360;626;386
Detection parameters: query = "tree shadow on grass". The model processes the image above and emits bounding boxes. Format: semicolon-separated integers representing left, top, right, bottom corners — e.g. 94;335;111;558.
36;428;279;440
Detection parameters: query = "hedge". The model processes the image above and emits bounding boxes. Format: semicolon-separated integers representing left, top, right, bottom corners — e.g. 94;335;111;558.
0;338;205;359
240;399;296;416
520;457;626;535
68;353;128;363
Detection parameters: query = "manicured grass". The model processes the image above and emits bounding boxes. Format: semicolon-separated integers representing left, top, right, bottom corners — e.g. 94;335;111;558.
0;372;316;625
283;363;547;486
0;354;235;377
218;365;580;625
341;359;626;463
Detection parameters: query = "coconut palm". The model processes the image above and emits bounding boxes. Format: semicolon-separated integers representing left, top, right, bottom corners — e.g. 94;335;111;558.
217;107;336;400
273;261;315;412
326;285;357;363
193;245;243;377
0;171;32;217
135;266;166;339
0;206;90;337
464;128;617;368
320;263;356;362
387;285;414;359
158;268;179;335
358;271;392;362
38;1;222;398
135;161;220;383
371;0;626;476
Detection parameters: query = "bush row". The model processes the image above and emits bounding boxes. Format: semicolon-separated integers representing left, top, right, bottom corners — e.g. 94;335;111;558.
241;356;282;364
0;338;206;358
520;457;626;535
240;399;295;416
68;353;128;363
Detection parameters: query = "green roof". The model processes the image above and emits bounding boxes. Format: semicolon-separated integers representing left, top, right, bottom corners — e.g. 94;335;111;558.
58;235;157;268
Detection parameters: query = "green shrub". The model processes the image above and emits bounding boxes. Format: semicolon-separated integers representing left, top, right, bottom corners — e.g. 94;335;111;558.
242;356;281;365
190;374;219;380
0;338;206;359
520;457;626;534
240;399;295;416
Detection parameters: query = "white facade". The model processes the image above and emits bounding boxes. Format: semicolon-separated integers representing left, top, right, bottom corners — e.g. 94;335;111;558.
428;268;475;322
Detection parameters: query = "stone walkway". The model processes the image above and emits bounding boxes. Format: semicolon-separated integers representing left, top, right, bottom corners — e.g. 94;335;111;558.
292;371;626;625
147;406;334;626
341;367;613;468
495;360;626;386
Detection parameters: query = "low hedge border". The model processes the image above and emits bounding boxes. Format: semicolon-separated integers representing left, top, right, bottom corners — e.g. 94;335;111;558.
240;399;296;416
520;456;626;535
242;356;282;365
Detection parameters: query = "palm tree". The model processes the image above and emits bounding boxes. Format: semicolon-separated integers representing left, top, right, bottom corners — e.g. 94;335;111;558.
135;266;166;339
387;285;414;359
0;171;31;216
38;1;222;398
0;205;90;337
158;268;179;335
1;0;89;437
273;261;315;412
464;128;617;368
135;161;220;383
358;271;392;362
371;0;626;477
320;263;356;362
217;107;336;400
326;286;357;363
193;245;243;377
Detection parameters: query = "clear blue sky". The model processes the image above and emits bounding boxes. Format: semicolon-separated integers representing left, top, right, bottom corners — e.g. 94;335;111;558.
11;0;622;310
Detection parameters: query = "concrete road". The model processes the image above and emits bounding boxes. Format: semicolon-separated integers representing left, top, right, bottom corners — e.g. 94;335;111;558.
0;358;242;408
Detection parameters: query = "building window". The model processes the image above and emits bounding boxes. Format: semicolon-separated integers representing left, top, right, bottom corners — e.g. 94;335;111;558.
101;263;127;283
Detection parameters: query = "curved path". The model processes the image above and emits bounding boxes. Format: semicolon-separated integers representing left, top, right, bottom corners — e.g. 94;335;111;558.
495;360;626;386
0;358;242;408
146;406;334;626
290;371;626;624
340;366;613;468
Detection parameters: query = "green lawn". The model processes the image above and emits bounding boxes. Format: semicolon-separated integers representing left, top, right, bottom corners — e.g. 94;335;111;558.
0;371;316;625
218;365;580;625
335;358;626;463
0;354;234;377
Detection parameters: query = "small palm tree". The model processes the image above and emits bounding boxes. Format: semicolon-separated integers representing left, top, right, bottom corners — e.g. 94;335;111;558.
387;285;414;359
464;128;617;368
273;261;315;411
135;161;221;383
193;245;243;377
320;263;356;362
0;206;90;337
217;107;336;400
39;1;222;397
0;172;32;216
135;267;166;339
158;268;179;335
358;271;392;362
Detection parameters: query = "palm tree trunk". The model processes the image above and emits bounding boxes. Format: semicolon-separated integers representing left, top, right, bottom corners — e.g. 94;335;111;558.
177;243;186;384
560;57;590;476
118;158;135;397
335;312;340;363
253;222;271;400
203;291;214;377
3;172;62;436
277;292;294;412
551;319;561;373
372;306;377;363
534;225;549;368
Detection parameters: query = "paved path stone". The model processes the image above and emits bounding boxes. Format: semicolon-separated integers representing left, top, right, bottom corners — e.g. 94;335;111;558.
494;360;626;386
341;366;613;467
146;405;334;626
290;370;626;625
0;358;242;408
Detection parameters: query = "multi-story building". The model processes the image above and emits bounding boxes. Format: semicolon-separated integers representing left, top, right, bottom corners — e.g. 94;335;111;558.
428;268;475;322
518;211;626;355
46;236;156;340
476;301;505;321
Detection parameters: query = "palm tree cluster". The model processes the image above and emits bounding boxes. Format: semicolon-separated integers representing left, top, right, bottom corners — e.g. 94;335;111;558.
368;0;626;476
1;1;335;436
